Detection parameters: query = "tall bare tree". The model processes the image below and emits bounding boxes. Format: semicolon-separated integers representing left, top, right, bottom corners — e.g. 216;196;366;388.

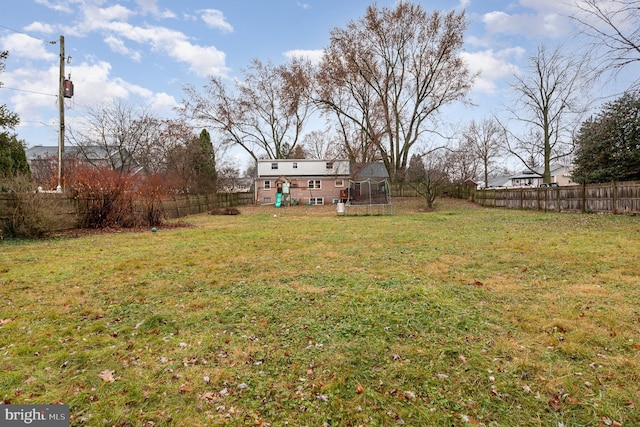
68;100;160;173
570;0;640;87
504;45;590;182
182;57;314;162
314;2;473;182
301;129;337;160
462;118;503;187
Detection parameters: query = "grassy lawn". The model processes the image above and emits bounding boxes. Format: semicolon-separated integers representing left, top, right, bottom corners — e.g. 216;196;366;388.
1;198;639;426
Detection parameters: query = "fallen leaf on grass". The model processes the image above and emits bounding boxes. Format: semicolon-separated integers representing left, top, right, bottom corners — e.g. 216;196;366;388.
457;413;481;425
625;400;635;409
549;395;562;412
201;392;216;402
356;383;365;394
566;397;585;405
98;369;116;383
599;415;623;426
0;318;12;325
458;354;467;364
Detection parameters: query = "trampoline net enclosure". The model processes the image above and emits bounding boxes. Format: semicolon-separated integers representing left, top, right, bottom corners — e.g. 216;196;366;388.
339;178;393;215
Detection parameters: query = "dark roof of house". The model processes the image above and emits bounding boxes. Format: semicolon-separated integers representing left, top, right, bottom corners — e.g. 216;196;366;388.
351;162;389;180
26;145;114;160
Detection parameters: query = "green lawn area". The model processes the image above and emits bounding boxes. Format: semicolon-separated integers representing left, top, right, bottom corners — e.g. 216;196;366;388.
1;198;639;426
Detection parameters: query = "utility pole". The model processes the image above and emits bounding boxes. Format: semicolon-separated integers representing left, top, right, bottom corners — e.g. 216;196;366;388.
57;35;65;192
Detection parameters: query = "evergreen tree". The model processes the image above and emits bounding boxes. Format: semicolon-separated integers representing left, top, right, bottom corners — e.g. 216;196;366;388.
1;51;20;131
572;92;640;183
1;50;29;181
194;129;217;193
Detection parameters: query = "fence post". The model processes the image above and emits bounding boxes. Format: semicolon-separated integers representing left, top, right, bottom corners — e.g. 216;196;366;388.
581;184;586;213
612;181;617;214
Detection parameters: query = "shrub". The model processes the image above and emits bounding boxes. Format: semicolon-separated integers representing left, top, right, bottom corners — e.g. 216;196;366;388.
67;165;171;229
136;174;168;227
67;165;138;229
1;174;61;238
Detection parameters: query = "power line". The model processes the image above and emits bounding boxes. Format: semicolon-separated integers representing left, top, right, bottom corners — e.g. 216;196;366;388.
0;23;57;44
0;86;57;97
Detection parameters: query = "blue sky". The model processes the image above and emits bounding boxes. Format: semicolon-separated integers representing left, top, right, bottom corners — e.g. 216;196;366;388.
1;0;637;167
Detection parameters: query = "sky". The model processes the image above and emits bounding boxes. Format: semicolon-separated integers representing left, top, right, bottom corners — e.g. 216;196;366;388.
1;0;638;168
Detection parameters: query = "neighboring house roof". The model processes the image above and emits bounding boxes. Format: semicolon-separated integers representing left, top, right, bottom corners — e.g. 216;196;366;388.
486;175;511;188
486;164;574;188
350;162;389;180
25;145;59;159
26;145;140;172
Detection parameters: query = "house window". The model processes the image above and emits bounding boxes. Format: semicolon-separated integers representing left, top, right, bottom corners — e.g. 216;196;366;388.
264;197;271;203
335;179;344;187
309;197;324;205
264;180;271;189
307;180;321;189
293;162;298;169
326;162;333;169
271;162;278;170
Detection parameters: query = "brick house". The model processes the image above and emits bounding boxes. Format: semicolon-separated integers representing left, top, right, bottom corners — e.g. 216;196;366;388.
254;159;351;206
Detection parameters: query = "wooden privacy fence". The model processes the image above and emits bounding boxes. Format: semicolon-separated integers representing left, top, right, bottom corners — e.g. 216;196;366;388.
0;191;254;234
475;181;640;214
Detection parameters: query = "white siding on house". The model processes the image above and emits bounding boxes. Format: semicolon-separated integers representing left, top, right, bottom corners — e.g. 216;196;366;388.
257;159;350;177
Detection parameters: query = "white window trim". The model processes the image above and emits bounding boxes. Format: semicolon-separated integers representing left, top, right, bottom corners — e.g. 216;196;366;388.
264;180;271;189
307;179;321;189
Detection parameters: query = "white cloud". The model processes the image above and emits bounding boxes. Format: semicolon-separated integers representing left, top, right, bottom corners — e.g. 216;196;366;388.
482;6;572;39
297;2;311;10
62;4;229;77
34;0;74;13
84;3;134;23
23;22;55;34
136;0;158;15
461;47;524;94
199;9;234;33
0;34;57;61
103;35;142;62
147;92;178;113
284;49;324;65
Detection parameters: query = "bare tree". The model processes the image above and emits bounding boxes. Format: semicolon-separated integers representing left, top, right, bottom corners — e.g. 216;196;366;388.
406;151;450;208
444;140;479;185
182;57;314;162
68;100;160;173
301;129;344;160
504;45;590;182
570;0;640;87
461;118;503;187
314;3;473;182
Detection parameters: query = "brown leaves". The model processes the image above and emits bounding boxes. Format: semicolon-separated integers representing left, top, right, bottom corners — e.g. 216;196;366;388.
356;383;365;394
599;415;623;426
98;369;116;383
549;394;563;412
